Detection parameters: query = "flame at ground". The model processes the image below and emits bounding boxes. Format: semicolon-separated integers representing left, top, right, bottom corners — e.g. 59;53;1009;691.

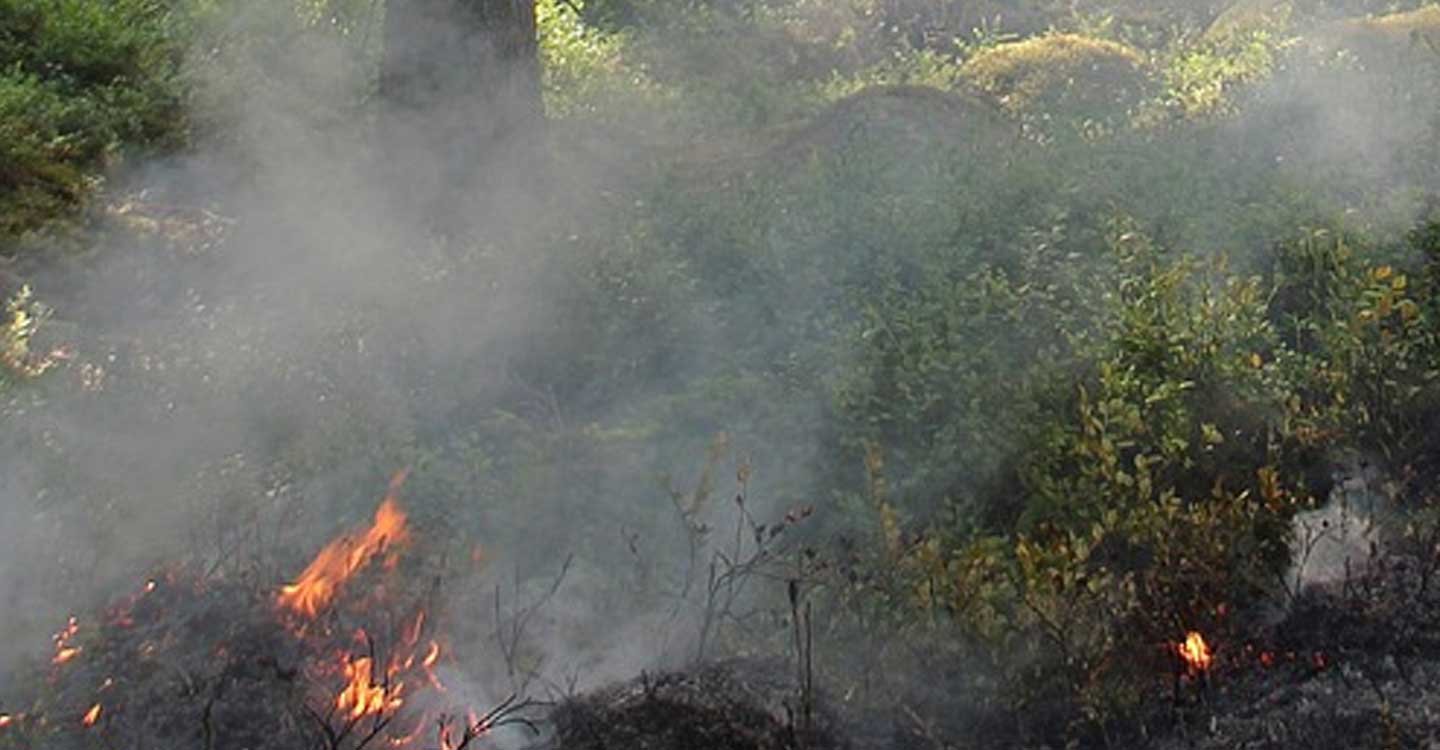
52;616;81;665
1178;631;1213;673
278;469;411;618
28;471;502;749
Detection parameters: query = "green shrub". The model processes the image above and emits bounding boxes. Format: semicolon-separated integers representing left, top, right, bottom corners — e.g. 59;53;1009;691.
1156;12;1294;120
538;0;666;120
1270;226;1440;470
829;214;1440;742
960;32;1152;139
0;0;185;245
0;72;95;236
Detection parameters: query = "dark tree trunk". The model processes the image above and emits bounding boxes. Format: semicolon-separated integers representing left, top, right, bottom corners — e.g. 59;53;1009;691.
379;0;543;222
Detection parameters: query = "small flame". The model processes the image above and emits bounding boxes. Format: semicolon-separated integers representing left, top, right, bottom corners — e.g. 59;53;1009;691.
82;703;102;727
53;647;81;665
0;714;14;729
422;641;441;669
422;640;446;692
52;616;81;665
336;655;404;719
1177;631;1212;673
278;469;411;618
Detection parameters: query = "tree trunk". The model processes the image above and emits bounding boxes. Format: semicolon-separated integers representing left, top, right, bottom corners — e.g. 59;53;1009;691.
379;0;543;223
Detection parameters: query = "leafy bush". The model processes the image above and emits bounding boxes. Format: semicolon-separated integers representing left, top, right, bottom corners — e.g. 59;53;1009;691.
828;216;1440;743
960;32;1152;139
1270;225;1440;473
1157;11;1293;119
538;0;665;120
0;0;185;244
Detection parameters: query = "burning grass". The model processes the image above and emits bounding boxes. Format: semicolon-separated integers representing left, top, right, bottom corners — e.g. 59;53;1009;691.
278;469;412;621
0;471;539;750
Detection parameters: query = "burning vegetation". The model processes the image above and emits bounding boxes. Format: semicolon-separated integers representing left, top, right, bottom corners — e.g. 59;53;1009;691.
1177;631;1213;677
278;469;412;621
8;460;1440;750
5;1;1440;748
0;472;540;750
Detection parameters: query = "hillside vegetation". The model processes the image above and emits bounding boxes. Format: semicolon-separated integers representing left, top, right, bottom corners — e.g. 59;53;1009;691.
3;0;1440;747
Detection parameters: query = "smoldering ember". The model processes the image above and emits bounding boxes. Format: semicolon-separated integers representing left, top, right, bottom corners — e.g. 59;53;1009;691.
4;1;1440;749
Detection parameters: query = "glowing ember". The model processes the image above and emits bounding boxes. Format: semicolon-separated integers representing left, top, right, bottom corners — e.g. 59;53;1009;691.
1178;631;1213;673
52;616;81;665
278;469;411;618
82;703;102;727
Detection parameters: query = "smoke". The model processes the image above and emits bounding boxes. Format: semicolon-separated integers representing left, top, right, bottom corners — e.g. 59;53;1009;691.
1287;456;1390;594
0;0;782;703
2;0;1439;721
0;0;510;676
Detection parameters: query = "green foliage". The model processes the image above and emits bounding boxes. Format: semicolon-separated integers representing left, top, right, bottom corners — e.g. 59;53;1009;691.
0;0;185;244
832;255;1081;531
538;0;666;119
819;48;966;99
0;72;94;237
7;0;1440;744
834;216;1440;743
1157;10;1294;120
1271;227;1440;466
960;32;1152;139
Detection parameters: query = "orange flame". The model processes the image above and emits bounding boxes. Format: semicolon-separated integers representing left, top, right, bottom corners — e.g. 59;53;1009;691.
336;655;404;719
278;469;411;618
82;703;102;727
1177;631;1212;673
53;647;81;665
52;616;81;665
422;641;441;669
422;640;446;692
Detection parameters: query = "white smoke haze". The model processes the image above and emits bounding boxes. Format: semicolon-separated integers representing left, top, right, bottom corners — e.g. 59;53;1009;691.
1287;457;1392;594
1;0;1439;737
0;1;789;708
